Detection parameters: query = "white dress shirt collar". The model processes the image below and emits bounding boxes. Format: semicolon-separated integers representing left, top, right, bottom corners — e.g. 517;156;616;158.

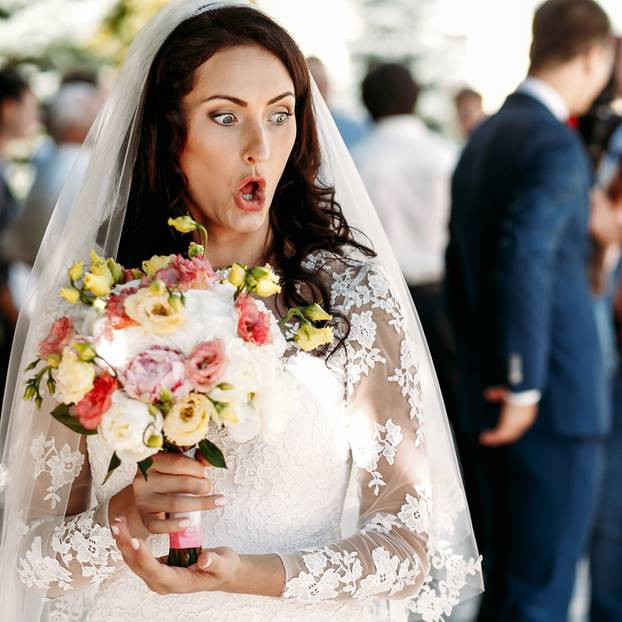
517;76;569;122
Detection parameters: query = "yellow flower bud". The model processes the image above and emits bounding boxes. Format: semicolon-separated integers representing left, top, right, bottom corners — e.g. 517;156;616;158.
84;272;113;297
142;255;174;277
59;287;80;304
149;279;167;295
168;295;185;313
304;303;333;322
255;277;282;297
217;402;239;425
72;342;97;362
168;215;198;234
67;261;83;282
146;433;163;449
188;242;204;258
294;323;334;352
227;263;247;288
107;258;124;284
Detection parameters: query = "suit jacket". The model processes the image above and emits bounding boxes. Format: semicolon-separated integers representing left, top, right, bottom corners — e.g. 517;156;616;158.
446;92;608;437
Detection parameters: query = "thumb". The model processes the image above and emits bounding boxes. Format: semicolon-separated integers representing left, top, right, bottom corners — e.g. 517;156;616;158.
195;549;218;573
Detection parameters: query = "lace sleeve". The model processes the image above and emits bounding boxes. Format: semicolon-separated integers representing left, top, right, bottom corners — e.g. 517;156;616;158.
279;259;481;618
14;414;122;599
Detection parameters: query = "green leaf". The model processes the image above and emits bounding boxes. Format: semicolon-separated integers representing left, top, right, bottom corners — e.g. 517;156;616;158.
25;359;40;372
103;452;121;485
50;403;98;435
198;439;227;469
137;456;153;481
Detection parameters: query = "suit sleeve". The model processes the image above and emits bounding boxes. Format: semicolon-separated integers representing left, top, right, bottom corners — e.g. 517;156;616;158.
496;132;585;393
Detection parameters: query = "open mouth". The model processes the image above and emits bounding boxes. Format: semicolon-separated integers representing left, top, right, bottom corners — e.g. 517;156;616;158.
236;177;267;211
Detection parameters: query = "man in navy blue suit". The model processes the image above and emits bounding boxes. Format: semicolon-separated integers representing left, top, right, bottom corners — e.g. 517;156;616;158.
446;1;614;620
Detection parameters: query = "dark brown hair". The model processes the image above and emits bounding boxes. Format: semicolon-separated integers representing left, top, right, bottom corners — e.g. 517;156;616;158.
117;6;374;342
529;0;611;72
361;62;420;121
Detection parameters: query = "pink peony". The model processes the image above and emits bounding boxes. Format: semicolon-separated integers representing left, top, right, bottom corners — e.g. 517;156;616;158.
151;265;181;289
235;293;271;346
39;317;74;359
121;346;190;403
73;372;117;430
185;339;226;392
106;287;139;330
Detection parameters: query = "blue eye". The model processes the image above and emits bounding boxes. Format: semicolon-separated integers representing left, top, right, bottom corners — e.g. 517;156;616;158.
271;111;293;125
212;113;236;126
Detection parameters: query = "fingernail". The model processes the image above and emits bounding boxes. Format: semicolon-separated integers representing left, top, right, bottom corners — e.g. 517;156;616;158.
179;519;191;528
131;538;140;550
200;555;213;569
111;525;120;536
214;496;227;506
203;466;211;479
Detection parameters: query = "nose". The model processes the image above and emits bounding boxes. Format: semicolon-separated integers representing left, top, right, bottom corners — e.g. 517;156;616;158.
242;122;270;166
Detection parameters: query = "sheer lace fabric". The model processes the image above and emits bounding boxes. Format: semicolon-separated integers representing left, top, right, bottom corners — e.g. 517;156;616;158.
13;254;480;622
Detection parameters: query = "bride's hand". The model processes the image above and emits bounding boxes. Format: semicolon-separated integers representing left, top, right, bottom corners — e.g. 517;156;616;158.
129;452;226;536
111;515;242;595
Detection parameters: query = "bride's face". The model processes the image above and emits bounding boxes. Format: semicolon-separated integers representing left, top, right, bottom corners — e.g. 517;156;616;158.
179;45;297;237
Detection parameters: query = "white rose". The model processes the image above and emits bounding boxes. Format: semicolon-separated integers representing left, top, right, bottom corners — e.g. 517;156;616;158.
56;348;95;404
99;392;163;462
219;401;261;444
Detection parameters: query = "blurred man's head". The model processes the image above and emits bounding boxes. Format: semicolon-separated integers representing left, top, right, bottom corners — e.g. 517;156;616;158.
361;63;420;122
0;68;38;143
306;56;329;102
47;82;102;145
454;87;485;136
529;0;613;115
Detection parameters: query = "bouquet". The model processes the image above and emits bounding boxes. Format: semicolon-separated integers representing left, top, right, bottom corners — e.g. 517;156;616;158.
24;216;333;567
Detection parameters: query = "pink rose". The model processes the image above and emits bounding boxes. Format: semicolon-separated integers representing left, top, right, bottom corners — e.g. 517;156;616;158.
39;317;74;359
106;287;139;330
73;372;117;430
185;339;226;392
122;346;190;403
235;293;271;346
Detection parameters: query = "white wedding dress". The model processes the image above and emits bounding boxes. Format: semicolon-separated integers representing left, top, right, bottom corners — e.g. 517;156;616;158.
17;253;480;622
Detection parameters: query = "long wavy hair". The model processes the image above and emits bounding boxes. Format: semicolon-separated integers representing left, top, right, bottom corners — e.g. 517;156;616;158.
117;6;375;351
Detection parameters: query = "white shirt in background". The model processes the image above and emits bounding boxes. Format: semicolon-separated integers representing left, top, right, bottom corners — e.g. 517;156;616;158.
352;114;458;285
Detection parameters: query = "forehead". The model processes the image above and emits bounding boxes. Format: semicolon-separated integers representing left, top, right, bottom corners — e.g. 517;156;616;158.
187;45;295;103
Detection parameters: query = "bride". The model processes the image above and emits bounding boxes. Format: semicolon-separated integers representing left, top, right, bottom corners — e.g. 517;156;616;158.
0;1;482;621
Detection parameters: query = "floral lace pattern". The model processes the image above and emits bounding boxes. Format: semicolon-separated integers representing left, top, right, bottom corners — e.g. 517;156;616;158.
31;434;85;509
18;509;120;592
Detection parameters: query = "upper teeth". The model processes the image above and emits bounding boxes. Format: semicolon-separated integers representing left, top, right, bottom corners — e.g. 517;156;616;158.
242;193;253;200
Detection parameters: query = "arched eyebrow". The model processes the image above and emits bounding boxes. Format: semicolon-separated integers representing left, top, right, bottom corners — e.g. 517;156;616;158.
204;92;295;106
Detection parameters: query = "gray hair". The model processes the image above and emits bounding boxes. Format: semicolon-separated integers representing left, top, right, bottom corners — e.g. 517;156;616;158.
47;81;101;142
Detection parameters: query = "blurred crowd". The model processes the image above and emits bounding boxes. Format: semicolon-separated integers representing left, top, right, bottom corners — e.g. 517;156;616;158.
1;0;621;620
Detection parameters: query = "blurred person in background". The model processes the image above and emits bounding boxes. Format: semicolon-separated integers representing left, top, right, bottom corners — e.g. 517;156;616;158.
0;67;38;402
352;62;461;439
306;56;369;149
581;35;622;622
1;81;103;267
446;1;614;621
454;87;487;139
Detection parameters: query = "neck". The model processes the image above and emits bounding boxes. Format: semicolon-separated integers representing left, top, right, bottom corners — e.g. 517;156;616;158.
195;220;272;269
0;133;10;159
528;66;579;115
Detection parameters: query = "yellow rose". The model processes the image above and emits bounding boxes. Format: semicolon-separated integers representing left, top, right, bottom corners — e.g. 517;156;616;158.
124;287;185;334
227;263;247;288
84;272;113;297
142;254;175;277
59;287;80;304
251;264;281;297
55;348;95;404
67;261;83;282
294;323;334;352
163;393;215;446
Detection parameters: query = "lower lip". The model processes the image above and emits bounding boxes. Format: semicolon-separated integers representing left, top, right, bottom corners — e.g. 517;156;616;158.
234;189;266;213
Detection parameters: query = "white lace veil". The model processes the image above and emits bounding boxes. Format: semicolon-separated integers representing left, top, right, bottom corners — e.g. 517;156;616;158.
0;1;483;619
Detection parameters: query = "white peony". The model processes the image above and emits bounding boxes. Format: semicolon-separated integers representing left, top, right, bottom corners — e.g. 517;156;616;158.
99;392;163;462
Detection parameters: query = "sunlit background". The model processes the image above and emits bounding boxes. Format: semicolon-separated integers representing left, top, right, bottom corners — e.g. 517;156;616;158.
1;0;621;136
